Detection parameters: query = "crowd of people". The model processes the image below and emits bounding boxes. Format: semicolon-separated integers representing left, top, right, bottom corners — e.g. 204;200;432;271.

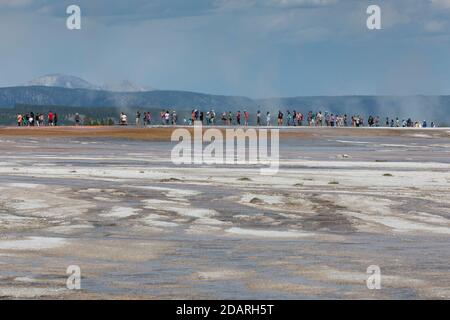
15;109;437;128
16;111;58;127
122;109;437;128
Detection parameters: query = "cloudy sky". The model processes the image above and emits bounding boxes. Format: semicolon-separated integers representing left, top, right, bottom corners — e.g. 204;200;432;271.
1;0;450;97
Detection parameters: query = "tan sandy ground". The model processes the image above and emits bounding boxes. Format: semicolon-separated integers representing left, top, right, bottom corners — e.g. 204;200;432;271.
1;125;449;141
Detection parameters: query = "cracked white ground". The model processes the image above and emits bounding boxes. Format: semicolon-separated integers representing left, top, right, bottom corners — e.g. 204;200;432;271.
0;128;449;299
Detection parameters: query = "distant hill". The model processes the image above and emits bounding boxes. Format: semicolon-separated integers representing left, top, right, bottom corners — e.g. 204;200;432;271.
0;85;449;124
26;74;98;90
25;74;154;92
101;80;154;93
0;86;255;111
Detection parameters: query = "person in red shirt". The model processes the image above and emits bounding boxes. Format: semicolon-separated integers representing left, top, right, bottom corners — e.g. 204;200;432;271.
244;110;249;126
48;111;54;126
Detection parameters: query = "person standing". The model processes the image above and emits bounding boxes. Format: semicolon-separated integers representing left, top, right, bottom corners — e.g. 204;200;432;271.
317;111;323;126
17;114;22;127
221;112;227;125
75;113;81;126
277;111;283;126
243;110;249;126
165;110;170;125
48;111;54;126
210;110;215;125
120;112;128;125
136;111;141;127
287;111;292;126
29;112;35;126
172;111;177;125
256;111;261;126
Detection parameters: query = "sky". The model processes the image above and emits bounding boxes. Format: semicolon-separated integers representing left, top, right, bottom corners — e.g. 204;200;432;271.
1;0;450;98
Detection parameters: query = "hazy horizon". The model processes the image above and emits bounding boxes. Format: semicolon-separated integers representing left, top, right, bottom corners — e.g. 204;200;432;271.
5;73;450;100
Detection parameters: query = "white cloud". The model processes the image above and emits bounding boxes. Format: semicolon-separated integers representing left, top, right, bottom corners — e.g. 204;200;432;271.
430;0;450;9
0;0;33;7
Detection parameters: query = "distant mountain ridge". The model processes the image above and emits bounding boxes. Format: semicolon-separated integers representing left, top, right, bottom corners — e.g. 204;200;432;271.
0;85;254;111
101;80;154;93
25;74;154;92
0;84;449;123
